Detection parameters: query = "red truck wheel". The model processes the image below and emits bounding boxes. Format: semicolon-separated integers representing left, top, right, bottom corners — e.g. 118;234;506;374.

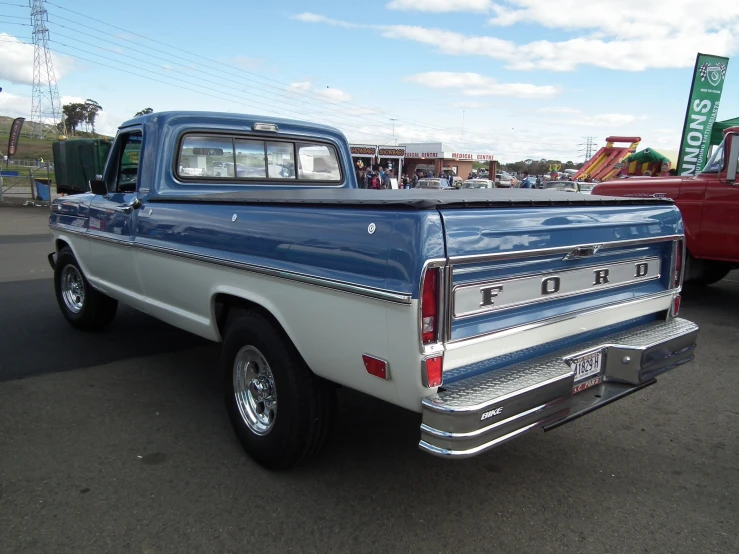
691;263;731;286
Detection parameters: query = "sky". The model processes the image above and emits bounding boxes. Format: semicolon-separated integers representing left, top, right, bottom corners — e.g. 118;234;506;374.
1;0;739;162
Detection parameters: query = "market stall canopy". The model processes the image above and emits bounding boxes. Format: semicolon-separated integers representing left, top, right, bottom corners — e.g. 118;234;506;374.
710;117;739;146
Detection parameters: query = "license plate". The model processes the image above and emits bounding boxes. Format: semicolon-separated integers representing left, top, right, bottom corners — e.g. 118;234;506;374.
570;351;603;382
573;376;602;395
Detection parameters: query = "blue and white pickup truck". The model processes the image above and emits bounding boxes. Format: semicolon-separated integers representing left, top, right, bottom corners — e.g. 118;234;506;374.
48;112;699;469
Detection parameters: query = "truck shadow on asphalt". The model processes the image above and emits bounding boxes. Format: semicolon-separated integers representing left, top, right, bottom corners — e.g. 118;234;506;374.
0;278;211;382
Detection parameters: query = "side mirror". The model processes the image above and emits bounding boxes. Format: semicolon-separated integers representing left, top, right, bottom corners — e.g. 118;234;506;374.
90;179;108;195
727;134;739;183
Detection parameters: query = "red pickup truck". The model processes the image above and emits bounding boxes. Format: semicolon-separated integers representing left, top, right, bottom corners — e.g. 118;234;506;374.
593;127;739;285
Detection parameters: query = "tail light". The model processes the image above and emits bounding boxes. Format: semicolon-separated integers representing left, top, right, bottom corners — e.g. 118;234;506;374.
673;295;681;317
422;356;443;388
674;240;684;287
421;268;439;344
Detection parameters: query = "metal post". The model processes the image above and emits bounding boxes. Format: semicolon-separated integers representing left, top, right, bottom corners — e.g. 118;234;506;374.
461;110;465;150
47;161;52;208
0;169;4;202
30;167;36;202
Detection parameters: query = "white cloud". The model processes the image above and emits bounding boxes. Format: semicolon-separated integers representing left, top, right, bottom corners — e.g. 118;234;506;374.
289;81;312;91
288;81;353;102
60;95;86;105
572;113;647;127
230;56;264;70
538;107;582;114
405;72;560;98
0;33;73;85
454;101;489;109
488;0;739;39
296;8;739;72
540;110;647;128
382;25;736;71
317;87;353;102
0;91;31;119
292;13;359;28
387;0;494;12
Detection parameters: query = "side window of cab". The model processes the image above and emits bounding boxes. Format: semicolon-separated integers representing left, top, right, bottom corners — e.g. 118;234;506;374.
115;132;142;193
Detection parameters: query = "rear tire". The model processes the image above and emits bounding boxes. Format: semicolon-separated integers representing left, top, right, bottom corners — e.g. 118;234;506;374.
54;247;118;330
222;312;335;470
687;257;732;286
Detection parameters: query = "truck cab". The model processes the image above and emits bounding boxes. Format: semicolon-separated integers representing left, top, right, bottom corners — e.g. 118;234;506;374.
593;127;739;285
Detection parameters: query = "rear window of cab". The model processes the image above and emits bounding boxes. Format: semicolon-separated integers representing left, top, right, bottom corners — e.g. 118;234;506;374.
176;134;343;183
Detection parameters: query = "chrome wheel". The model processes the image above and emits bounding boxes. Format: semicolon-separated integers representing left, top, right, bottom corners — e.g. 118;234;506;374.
61;265;85;314
233;345;277;435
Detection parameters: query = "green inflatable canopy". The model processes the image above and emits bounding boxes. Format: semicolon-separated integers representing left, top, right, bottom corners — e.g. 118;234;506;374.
625;148;670;165
711;117;739;146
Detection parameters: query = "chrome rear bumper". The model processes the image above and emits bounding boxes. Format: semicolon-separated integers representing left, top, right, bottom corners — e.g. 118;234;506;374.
419;318;699;458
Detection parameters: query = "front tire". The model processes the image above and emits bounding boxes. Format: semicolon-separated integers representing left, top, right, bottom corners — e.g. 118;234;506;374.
54;247;118;330
222;312;335;470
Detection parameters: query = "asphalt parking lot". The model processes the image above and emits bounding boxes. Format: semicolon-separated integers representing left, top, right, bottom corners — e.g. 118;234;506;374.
1;206;737;554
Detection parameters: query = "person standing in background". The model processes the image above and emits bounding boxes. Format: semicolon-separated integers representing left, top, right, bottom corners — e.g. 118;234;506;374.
518;171;533;188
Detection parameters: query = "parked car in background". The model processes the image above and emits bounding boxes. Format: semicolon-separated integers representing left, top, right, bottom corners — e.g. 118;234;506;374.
544;181;589;193
495;173;514;187
417;177;454;190
462;179;495;189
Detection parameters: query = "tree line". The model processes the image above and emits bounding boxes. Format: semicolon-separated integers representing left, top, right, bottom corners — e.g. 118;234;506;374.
502;159;583;175
62;99;103;136
60;104;156;137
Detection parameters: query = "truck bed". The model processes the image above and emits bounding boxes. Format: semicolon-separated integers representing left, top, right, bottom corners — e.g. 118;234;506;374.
147;189;671;209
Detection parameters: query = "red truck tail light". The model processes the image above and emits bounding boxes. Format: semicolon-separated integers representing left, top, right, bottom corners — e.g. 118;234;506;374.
674;240;684;288
422;356;443;388
673;295;681;317
421;268;439;344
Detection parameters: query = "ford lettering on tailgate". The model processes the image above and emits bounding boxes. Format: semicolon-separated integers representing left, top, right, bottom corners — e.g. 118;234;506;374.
453;257;661;318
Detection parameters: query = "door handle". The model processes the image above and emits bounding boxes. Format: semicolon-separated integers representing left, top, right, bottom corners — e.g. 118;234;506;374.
114;198;143;214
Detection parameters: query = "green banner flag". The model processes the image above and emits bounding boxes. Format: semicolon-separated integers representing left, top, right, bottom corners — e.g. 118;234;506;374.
677;53;729;175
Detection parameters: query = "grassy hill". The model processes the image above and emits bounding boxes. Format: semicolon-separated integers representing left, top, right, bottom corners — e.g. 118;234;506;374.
0;115;112;161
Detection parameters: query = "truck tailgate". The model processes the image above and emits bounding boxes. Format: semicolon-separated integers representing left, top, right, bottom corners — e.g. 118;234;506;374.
438;204;683;372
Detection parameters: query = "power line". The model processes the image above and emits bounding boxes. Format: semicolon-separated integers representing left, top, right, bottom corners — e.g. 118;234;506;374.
41;5;578;153
47;40;399;141
46;47;393;142
31;3;577;156
46;28;402;137
46;15;458;143
43;2;461;138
